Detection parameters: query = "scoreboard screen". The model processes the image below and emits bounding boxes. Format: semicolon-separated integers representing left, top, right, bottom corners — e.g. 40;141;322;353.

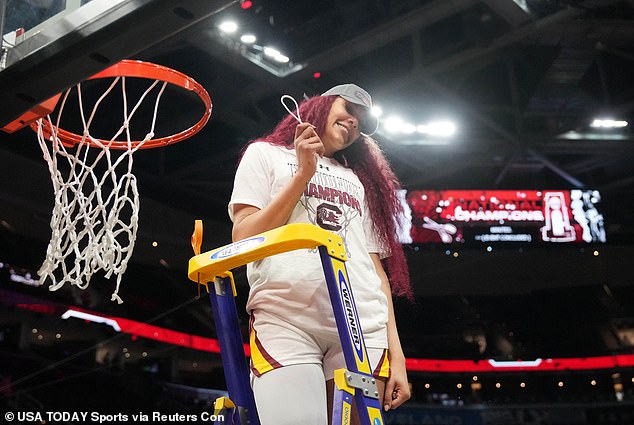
399;190;606;244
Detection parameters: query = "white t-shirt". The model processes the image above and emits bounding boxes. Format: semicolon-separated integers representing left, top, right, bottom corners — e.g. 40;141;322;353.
228;142;389;348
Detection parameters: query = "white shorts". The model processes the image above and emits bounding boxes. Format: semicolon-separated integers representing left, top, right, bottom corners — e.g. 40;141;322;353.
248;309;390;380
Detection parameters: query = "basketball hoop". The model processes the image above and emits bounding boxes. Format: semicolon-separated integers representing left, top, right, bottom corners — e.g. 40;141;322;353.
15;59;212;303
34;60;212;149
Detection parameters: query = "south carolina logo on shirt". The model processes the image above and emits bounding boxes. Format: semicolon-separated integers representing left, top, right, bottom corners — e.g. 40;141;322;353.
296;165;364;254
316;203;342;231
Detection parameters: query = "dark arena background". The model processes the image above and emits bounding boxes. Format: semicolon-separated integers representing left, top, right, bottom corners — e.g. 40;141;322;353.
1;1;634;424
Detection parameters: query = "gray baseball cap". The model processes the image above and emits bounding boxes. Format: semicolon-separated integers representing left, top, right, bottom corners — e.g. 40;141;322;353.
321;84;378;135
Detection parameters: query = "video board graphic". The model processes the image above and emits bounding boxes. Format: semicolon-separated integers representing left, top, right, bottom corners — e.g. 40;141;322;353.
401;190;606;244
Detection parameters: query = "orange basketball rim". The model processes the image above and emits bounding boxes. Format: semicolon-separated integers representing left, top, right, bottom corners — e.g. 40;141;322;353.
2;59;212;149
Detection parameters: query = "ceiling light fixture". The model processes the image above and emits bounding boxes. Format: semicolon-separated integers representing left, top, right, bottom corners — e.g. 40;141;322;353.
263;46;280;57
419;120;457;137
240;34;256;44
216;24;302;77
371;106;383;118
383;116;457;139
384;116;403;133
557;130;629;141
262;46;290;63
219;21;238;33
401;123;416;134
274;53;290;63
590;118;628;129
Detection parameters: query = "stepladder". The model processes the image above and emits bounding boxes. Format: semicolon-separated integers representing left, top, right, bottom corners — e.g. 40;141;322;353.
188;222;387;425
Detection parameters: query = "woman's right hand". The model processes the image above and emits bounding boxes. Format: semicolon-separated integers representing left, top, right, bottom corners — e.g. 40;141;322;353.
294;122;325;182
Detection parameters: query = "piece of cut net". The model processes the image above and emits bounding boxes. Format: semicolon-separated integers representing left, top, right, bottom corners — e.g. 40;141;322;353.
35;76;168;303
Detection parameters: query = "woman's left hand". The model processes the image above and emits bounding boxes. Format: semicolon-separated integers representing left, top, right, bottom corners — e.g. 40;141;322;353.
383;357;410;411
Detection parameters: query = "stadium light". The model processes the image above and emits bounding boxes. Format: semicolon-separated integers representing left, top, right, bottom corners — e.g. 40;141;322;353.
240;34;256;44
590;118;628;129
219;21;238;33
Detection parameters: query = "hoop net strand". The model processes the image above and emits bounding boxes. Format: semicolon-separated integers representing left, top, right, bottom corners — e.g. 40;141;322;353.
36;75;169;304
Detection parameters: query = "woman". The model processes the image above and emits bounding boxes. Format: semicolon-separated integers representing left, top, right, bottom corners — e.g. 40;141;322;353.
229;84;411;425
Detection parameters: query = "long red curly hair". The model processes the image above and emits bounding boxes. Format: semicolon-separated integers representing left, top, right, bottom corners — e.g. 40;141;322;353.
246;95;412;299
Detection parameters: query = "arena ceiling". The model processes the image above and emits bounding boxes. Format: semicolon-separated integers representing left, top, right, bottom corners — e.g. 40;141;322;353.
1;0;633;347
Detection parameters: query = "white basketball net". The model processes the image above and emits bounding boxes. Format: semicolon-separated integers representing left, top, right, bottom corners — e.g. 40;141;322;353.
35;77;168;304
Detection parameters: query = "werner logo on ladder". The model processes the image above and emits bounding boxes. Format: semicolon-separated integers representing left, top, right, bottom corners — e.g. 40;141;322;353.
188;222;387;425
